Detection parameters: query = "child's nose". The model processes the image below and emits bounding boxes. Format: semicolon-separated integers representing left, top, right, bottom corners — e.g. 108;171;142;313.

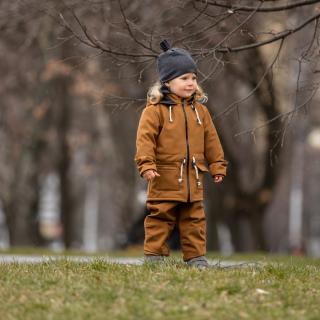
187;79;195;86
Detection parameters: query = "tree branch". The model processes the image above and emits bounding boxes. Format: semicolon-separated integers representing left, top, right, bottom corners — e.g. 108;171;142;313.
58;8;157;59
234;87;319;138
117;0;157;53
214;39;284;119
196;11;320;54
195;0;320;13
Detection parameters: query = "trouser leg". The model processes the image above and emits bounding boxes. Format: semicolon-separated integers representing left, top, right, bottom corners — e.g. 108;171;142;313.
178;201;206;261
144;201;178;256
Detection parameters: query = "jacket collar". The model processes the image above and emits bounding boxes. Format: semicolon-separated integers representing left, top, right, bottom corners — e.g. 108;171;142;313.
159;84;195;106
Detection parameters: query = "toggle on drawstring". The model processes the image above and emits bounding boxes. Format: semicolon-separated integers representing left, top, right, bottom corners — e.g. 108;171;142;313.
192;156;202;187
191;103;202;125
169;106;173;122
178;158;186;183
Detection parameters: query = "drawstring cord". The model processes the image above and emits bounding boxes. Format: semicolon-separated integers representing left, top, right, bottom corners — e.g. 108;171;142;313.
195;108;202;125
192;156;202;187
169;103;201;125
169;106;173;122
178;156;202;187
191;103;202;125
178;158;186;183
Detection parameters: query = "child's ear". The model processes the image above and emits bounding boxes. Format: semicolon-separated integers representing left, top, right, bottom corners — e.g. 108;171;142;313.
164;82;170;87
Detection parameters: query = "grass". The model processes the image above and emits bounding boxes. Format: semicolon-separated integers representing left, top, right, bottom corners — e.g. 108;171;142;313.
0;253;320;319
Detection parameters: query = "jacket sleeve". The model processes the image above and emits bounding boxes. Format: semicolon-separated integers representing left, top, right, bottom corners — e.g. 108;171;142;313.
135;105;161;177
203;106;228;176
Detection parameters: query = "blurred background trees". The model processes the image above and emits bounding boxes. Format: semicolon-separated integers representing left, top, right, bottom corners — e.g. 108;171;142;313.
0;0;320;255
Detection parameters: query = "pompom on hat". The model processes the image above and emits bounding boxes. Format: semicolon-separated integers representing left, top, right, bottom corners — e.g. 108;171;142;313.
156;40;197;83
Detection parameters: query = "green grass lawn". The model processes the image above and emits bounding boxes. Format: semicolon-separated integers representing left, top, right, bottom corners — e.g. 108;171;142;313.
0;253;320;320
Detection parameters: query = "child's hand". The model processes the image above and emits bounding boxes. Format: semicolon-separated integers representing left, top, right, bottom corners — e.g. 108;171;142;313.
213;175;224;183
143;170;160;182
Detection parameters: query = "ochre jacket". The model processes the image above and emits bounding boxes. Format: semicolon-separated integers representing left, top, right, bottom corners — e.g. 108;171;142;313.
135;93;227;202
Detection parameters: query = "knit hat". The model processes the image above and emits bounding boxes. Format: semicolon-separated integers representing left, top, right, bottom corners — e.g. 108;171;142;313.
157;40;197;83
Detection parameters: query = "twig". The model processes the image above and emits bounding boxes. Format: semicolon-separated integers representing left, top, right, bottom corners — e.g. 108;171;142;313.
196;0;320;13
194;12;320;54
173;11;233;45
182;0;209;28
205;1;264;56
214;39;284;119
58;8;157;59
117;0;157;53
234;87;319;138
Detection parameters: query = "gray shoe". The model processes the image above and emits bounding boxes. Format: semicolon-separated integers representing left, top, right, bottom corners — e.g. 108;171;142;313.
144;255;165;263
186;256;209;269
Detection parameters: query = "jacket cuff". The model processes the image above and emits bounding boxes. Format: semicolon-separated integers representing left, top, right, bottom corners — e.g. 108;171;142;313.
209;161;228;177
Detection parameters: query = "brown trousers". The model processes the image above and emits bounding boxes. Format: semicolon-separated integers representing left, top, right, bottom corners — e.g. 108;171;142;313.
144;201;206;261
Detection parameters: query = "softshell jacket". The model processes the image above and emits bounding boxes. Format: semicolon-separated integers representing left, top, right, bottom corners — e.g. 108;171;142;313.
135;92;228;202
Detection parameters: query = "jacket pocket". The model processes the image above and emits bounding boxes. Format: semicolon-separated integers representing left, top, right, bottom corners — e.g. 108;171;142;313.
196;161;209;173
192;157;209;189
151;164;180;191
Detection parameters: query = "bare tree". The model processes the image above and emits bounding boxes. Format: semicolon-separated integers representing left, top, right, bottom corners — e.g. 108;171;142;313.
1;0;320;252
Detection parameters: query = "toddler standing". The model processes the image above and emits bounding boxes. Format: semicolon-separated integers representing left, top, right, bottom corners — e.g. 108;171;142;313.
135;40;228;268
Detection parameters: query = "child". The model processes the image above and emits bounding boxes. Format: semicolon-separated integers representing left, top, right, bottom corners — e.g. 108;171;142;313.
135;40;228;269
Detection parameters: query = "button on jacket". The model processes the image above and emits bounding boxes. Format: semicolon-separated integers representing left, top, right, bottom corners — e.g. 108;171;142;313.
135;93;228;202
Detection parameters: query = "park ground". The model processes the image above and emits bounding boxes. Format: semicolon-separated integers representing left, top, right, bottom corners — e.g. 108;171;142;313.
0;249;320;320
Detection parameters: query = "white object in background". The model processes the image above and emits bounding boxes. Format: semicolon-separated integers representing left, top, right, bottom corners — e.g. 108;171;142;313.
217;222;234;255
288;124;305;251
137;190;147;205
308;237;320;258
306;127;320;256
307;128;320;150
38;173;61;225
0;200;9;249
38;173;62;241
83;177;99;253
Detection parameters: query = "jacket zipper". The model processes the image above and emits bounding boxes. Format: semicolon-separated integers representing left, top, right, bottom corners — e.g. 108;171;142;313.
182;99;190;202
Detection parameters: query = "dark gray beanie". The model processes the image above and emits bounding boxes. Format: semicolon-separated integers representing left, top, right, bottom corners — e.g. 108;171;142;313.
157;40;197;83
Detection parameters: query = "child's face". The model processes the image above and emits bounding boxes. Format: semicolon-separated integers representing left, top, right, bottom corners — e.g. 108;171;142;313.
166;73;197;98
